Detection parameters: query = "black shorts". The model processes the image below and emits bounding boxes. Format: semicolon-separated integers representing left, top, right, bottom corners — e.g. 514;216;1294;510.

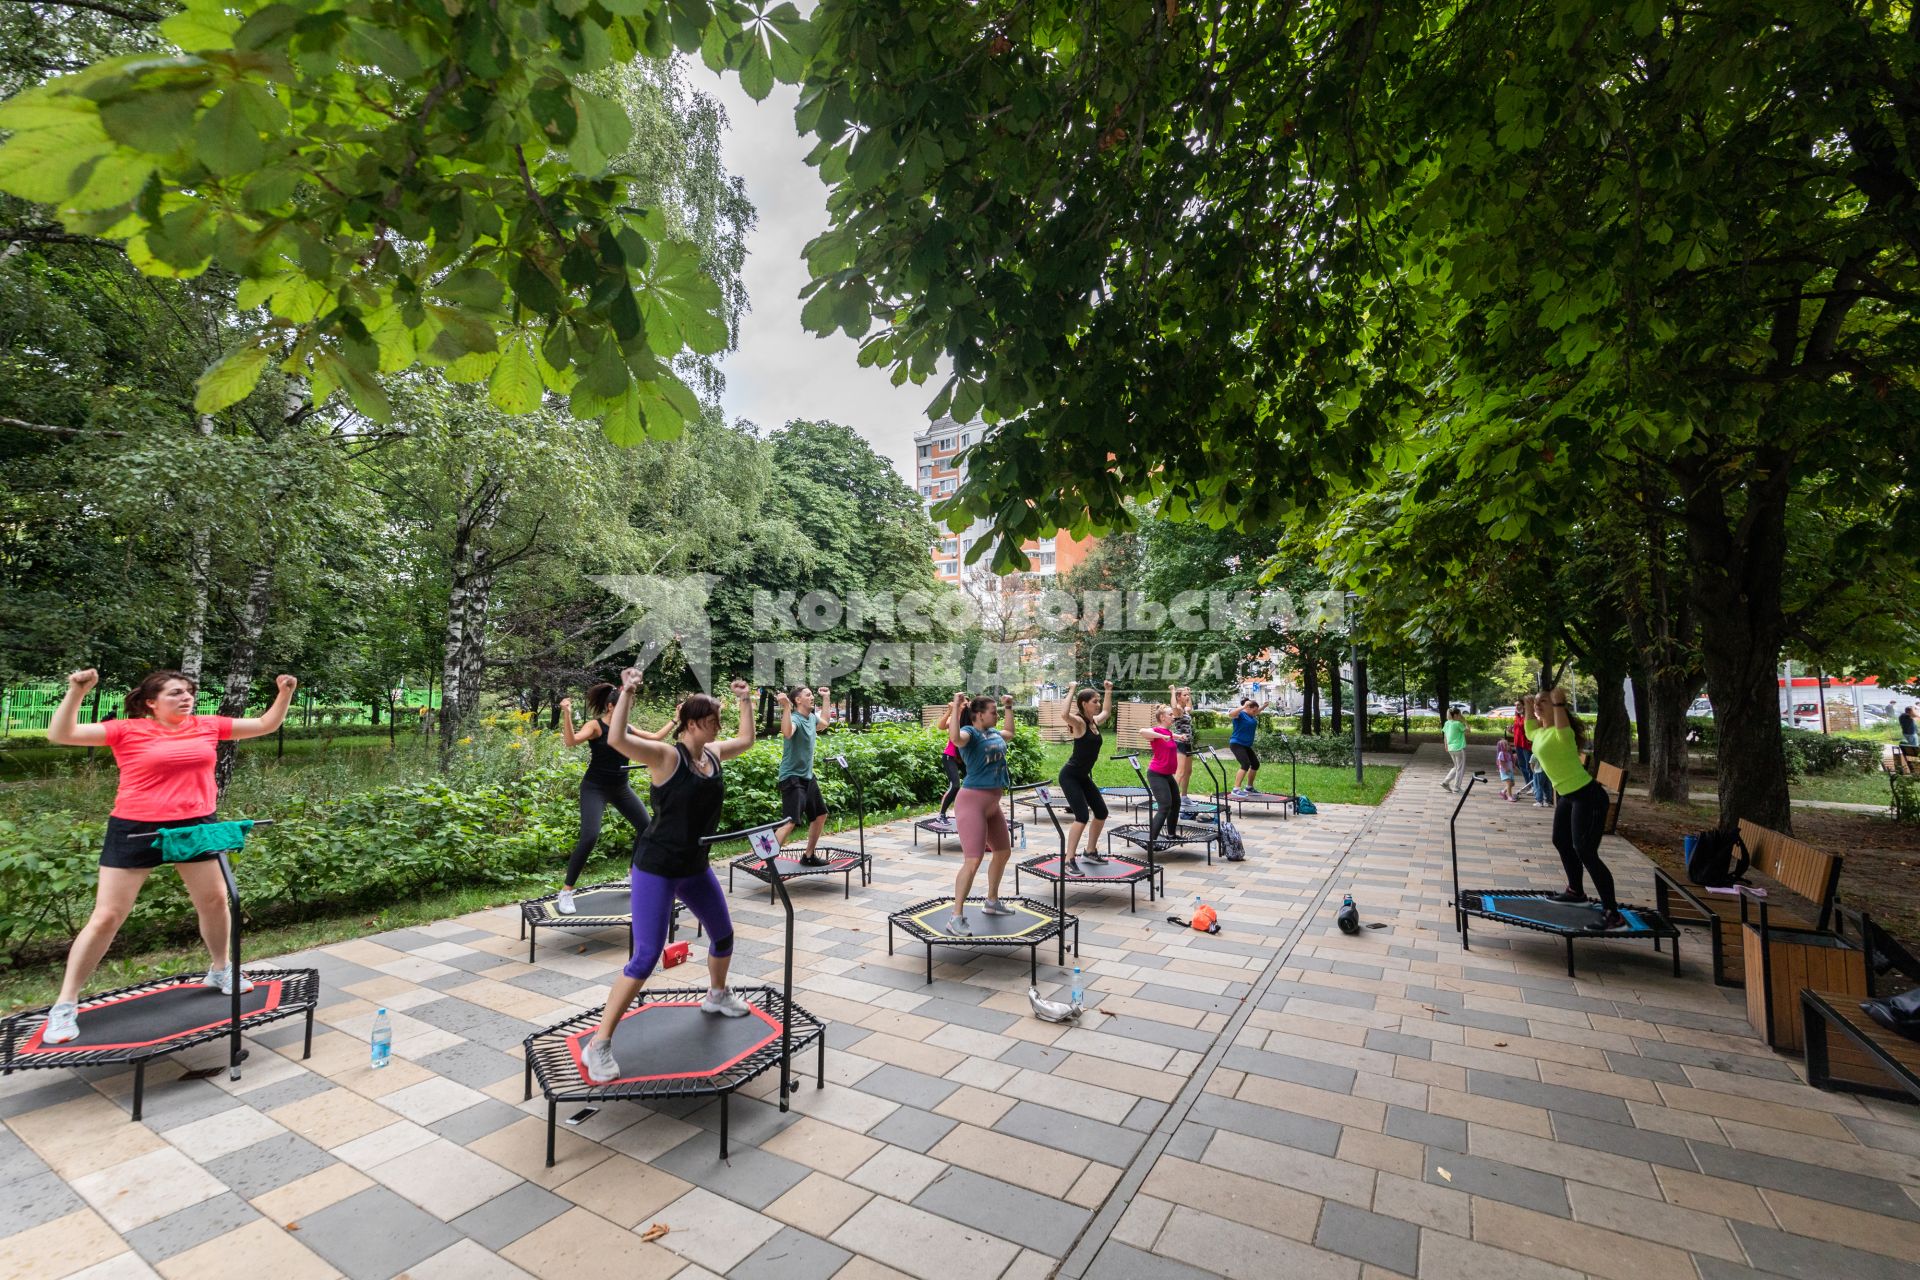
1229;743;1259;770
1175;740;1195;756
101;813;218;870
1057;769;1108;824
779;776;828;827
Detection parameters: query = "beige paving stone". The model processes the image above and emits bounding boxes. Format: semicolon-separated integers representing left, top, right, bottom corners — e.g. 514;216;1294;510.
780;1076;900;1133
601;1111;703;1162
1248;1010;1371;1047
1065;1160;1122;1209
929;1123;1088;1197
161;1105;288;1164
1392;1057;1469;1091
1338;1127;1428;1180
249;1163;374;1224
828;1258;916;1280
1000;1067;1137;1124
1653;1083;1857;1138
379;1075;492;1125
1652;1165;1779;1226
847;1146;946;1201
1050;1026;1175;1071
1470;1198;1697;1280
1372;1171;1471;1236
829;1195;1020;1280
766;1171;874;1237
1236;1071;1388;1131
1622;1099;1727;1142
154;1219;339;1280
8;1094;168;1180
329;1057;435;1100
1425;1086;1554;1139
0;1209;128;1280
1535;1059;1663;1103
368;1135;520;1219
858;1009;946;1041
500;1207;684;1280
933;1084;1018;1128
1759;1187;1920;1261
288;1031;371;1079
760;1116;887;1178
470;1116;616;1189
1141;1155;1323;1242
1715;1115;1920;1183
331;1118;436;1169
1203;1067;1244;1096
651;1186;783;1272
850;1032;969;1077
1564;1183;1745;1261
63;1252;161;1280
1353;1071;1427;1110
1111;1193;1175;1249
402;1238;536;1280
341;973;426;1004
1201;1129;1375;1209
1417;1219;1583;1280
71;1146;227;1232
1467;1124;1661;1198
1154;1205;1360;1280
445;976;572;1021
315;996;377;1029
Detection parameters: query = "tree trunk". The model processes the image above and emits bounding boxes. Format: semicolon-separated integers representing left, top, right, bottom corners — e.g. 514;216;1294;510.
1328;656;1342;737
1433;653;1450;724
1590;648;1632;770
1685;456;1794;831
437;482;502;763
1301;659;1319;734
1632;676;1651;766
179;415;218;683
213;558;274;794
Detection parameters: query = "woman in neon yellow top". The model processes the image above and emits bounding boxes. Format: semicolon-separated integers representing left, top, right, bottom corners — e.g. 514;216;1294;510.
1523;691;1624;931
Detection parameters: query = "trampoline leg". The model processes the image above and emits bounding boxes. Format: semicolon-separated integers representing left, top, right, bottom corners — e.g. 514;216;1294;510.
524;1059;533;1102
1673;935;1681;978
303;1006;315;1060
1565;936;1576;978
528;928;536;965
1461;914;1471;952
545;1101;556;1168
131;1061;146;1123
1030;945;1038;986
925;945;933;985
817;1029;826;1088
720;1093;730;1159
1129;882;1136;914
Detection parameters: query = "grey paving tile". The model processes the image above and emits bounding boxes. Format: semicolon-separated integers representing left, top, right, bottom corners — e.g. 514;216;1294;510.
0;1125;53;1188
247;1022;312;1050
1465;1069;1630;1125
0;1075;91;1119
282;1186;460;1280
1840;1115;1920;1158
1220;1045;1356;1094
405;997;502;1035
428;1098;527;1145
414;1040;521;1088
855;1065;962;1110
125;1191;260;1262
1383;1105;1466;1153
1097;1017;1215;1054
914;1165;1092;1256
868;1106;959;1153
451;1182;572;1250
729;1225;853;1280
1123;1098;1169;1132
684;1094;804;1147
911;996;1019;1033
1630;1038;1798;1081
0;1169;85;1236
653;1131;811;1209
1447;1007;1535;1036
993;1101;1146;1167
1691;1141;1920;1221
364;928;442;953
1550;1112;1695;1169
1694;1260;1785;1280
505;969;593;999
137;1078;247;1131
204;1131;335;1198
237;1071;332;1112
1728;1221;1919;1280
1261;981;1376;1011
1423;1152;1568;1217
998;1041;1066;1073
1131;984;1242;1016
1086;1239;1228;1279
1362;1029;1434;1060
1315;1200;1418;1275
1164;1122;1214;1161
1601;1051;1691;1085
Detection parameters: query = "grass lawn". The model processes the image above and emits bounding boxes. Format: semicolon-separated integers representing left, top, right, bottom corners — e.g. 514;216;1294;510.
1032;739;1399;807
1788;771;1897;807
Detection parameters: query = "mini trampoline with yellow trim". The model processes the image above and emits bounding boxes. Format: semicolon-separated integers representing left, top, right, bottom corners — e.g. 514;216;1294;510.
887;894;1078;985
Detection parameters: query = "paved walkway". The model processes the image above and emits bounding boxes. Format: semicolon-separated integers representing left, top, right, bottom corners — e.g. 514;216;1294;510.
4;747;1917;1279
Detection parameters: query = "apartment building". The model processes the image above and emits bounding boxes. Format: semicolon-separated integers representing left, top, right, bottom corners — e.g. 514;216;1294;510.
913;417;1095;584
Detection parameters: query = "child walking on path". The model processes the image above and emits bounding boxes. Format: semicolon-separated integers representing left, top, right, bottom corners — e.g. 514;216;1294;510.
1495;737;1515;801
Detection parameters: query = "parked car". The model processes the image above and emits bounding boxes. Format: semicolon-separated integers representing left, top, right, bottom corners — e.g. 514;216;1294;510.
1782;702;1824;730
1688;697;1713;717
1487;705;1517;719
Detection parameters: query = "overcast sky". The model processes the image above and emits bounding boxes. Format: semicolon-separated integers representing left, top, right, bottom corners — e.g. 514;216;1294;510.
691;65;935;483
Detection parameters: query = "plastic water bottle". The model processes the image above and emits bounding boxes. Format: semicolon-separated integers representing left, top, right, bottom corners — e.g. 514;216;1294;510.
1070;966;1084;1011
370;1008;392;1069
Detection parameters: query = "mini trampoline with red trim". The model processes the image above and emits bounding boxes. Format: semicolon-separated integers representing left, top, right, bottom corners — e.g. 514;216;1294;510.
728;755;872;899
522;822;826;1164
0;820;319;1120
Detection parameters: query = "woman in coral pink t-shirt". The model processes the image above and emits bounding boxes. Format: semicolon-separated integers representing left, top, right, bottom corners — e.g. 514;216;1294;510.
39;667;297;1045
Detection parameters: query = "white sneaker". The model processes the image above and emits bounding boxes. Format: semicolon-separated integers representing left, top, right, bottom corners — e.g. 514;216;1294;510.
556;888;577;915
945;913;973;936
204;967;255;995
979;898;1015;916
581;1036;621;1084
700;988;752;1018
43;1002;79;1045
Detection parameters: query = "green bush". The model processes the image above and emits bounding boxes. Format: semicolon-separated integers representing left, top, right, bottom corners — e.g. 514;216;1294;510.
1891;775;1920;825
1254;730;1355;768
0;723;1038;966
1779;727;1880;778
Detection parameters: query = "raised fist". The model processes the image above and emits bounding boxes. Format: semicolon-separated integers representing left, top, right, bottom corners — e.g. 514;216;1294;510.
276;674;298;694
68;668;99;692
621;668;643;691
775;690;793;709
559;697;572;712
728;678;751;700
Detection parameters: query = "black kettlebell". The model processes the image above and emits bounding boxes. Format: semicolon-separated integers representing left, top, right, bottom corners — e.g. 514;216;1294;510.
1336;894;1360;935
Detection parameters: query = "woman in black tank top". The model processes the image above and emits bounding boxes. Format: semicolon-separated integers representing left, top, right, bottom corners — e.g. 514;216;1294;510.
555;685;669;914
579;672;760;1086
1058;680;1116;873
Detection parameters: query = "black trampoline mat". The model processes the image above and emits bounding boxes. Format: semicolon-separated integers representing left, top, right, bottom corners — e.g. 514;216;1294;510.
917;817;957;832
539;887;631;920
1100;787;1150;797
24;980;284;1054
903;898;1058;940
1471;894;1659;934
562;1000;781;1083
1027;856;1150;881
740;852;862;876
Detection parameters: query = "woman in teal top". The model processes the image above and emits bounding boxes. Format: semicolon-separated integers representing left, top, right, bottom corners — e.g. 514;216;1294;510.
1524;691;1623;930
946;692;1017;936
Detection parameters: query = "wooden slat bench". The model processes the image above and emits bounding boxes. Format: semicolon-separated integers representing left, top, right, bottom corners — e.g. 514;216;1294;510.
1652;820;1842;987
1803;992;1920;1102
1594;761;1628;835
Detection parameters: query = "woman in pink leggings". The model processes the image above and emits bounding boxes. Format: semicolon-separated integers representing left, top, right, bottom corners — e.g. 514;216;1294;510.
945;691;1016;936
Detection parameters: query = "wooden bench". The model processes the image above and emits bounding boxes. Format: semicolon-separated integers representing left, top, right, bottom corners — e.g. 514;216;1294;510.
1651;819;1841;987
1594;761;1627;835
1802;916;1920;1098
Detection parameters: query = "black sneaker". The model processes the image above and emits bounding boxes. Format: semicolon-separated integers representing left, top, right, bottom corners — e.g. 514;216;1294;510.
1083;850;1109;864
1596;909;1627;931
799;853;828;867
1063;858;1085;876
1550;889;1587;904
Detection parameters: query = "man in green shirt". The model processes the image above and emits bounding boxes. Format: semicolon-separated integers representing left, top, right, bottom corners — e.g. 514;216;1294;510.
1440;709;1469;791
776;685;834;865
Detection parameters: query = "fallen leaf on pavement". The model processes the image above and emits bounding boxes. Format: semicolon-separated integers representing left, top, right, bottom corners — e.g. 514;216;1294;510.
641;1224;670;1243
1436;1167;1453;1182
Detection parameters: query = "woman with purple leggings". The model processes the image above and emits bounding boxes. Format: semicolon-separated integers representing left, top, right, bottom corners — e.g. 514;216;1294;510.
581;669;757;1085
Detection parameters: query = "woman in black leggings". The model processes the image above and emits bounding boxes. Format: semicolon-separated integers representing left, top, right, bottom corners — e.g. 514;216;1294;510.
1144;704;1182;850
1058;679;1114;874
1523;691;1624;930
936;695;965;821
556;684;667;914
